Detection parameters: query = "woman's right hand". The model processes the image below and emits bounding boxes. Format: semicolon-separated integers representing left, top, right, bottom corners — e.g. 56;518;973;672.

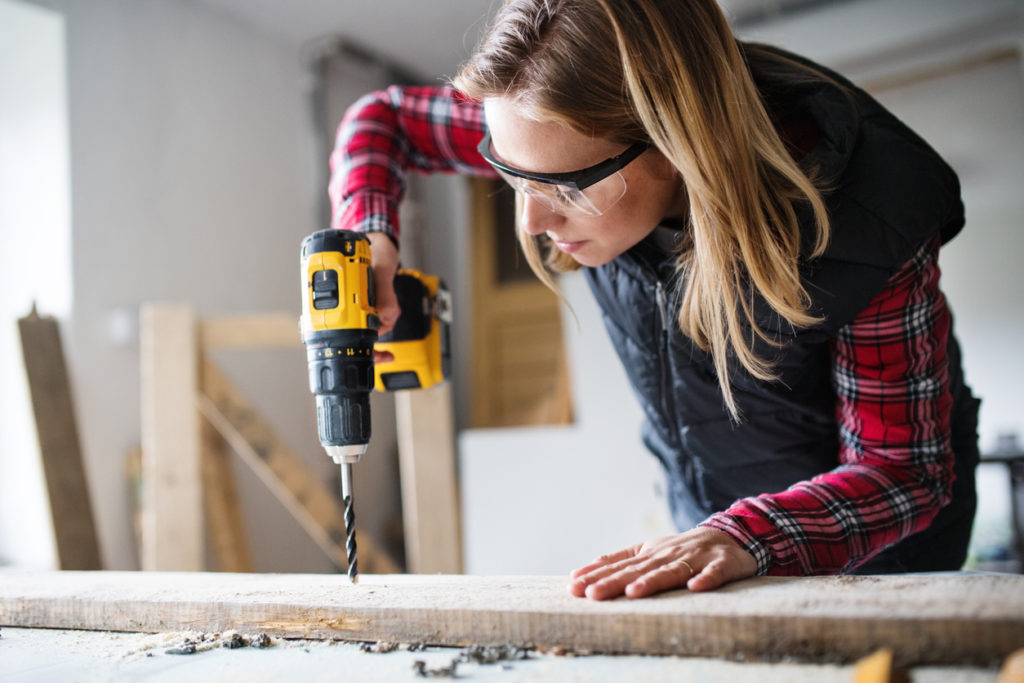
367;232;400;364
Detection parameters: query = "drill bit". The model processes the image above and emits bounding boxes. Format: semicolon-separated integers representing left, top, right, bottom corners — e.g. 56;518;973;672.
340;462;359;583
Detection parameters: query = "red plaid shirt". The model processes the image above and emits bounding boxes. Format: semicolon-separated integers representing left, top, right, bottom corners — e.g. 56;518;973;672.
329;86;956;576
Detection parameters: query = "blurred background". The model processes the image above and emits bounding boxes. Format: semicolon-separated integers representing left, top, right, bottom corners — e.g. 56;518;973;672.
2;0;1022;576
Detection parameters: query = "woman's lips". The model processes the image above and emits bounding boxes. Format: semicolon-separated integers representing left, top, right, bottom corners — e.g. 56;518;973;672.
553;239;587;253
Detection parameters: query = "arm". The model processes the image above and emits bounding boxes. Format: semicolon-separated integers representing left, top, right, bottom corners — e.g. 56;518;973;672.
701;236;955;575
328;84;497;242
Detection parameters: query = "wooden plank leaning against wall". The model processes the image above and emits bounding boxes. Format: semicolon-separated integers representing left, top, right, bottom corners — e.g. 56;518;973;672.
18;305;103;570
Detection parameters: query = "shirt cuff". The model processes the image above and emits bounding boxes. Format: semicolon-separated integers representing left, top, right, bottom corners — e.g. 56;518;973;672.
331;191;401;242
699;515;773;576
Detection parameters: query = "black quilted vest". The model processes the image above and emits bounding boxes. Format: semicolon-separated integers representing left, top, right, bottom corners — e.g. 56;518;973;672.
583;47;980;573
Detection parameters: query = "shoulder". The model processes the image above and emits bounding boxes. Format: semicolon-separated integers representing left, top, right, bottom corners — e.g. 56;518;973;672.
742;45;963;331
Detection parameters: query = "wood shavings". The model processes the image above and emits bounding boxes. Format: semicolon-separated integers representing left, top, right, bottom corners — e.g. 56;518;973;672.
163;631;279;655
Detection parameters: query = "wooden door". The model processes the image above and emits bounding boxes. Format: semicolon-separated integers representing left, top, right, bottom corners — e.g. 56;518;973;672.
469;178;573;428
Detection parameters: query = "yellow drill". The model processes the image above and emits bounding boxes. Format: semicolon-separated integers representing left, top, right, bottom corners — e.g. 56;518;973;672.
299;229;450;582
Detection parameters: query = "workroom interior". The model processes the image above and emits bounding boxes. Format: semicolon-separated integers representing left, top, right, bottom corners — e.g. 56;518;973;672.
2;0;1023;587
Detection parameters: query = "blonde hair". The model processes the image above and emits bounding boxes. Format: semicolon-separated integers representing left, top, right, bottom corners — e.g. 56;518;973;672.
454;0;831;419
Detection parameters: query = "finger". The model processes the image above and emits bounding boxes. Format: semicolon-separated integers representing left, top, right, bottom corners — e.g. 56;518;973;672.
569;546;639;580
569;561;631;597
374;349;395;364
687;559;735;593
373;277;400;337
568;547;642;598
625;559;695;599
580;556;667;601
366;232;400;336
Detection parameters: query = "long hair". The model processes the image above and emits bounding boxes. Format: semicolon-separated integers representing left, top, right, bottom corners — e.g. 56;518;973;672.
454;0;831;419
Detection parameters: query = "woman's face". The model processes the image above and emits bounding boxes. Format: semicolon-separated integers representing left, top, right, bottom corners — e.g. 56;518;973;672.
483;97;686;267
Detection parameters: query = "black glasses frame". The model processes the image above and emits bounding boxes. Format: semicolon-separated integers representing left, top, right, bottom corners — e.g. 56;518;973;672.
477;130;650;191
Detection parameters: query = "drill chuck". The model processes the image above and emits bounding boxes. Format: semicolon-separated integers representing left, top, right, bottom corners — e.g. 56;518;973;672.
305;328;376;464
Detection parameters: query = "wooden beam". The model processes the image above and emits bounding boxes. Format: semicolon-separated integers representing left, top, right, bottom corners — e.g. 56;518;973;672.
1;571;1022;665
394;383;462;574
199;415;253;573
17;306;102;570
139;304;203;571
198;358;399;574
199;313;300;350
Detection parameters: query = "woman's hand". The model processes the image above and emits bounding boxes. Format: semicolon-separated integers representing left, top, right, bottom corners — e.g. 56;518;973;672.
568;527;757;600
367;232;400;364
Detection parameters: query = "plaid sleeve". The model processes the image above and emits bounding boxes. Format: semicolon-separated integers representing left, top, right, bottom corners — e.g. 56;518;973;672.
701;237;955;575
328;84;497;240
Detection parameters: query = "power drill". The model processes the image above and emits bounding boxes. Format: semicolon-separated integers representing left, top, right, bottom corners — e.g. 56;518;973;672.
299;228;450;582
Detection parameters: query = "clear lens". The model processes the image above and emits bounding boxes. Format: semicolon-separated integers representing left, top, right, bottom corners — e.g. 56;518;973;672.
497;169;627;217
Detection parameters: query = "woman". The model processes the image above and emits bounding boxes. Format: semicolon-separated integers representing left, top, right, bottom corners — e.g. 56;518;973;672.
329;0;980;599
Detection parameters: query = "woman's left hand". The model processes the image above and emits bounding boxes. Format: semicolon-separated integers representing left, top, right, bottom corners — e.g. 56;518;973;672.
568;527;758;600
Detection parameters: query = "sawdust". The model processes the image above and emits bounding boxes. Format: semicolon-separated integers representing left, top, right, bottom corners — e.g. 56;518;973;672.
360;641;535;677
115;630;304;661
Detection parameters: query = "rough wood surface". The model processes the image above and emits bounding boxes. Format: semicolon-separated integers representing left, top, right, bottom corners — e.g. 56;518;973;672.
17;307;102;570
1;571;1022;665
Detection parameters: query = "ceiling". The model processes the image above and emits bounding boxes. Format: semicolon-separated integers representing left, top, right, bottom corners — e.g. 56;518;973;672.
192;0;841;79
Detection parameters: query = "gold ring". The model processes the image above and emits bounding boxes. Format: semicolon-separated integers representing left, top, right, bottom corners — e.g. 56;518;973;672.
680;559;695;578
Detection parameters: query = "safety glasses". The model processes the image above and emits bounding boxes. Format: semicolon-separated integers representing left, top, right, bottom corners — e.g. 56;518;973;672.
477;129;650;217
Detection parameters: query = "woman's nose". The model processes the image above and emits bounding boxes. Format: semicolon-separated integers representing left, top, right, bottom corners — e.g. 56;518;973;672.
519;195;563;236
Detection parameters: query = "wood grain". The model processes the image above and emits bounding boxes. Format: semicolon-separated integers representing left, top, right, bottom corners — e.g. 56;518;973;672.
17;307;102;570
1;571;1022;665
139;304;203;571
394;383;462;574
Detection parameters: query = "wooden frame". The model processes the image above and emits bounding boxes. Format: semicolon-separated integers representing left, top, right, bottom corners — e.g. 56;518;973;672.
139;306;460;575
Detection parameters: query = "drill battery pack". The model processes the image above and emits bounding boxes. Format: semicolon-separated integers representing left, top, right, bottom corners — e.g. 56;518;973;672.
374;269;451;391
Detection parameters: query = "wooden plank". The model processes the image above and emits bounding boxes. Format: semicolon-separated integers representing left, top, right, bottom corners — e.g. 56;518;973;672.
17;306;102;570
1;571;1022;665
199;414;253;573
394;383;462;574
199;313;301;350
139;303;203;571
198;358;399;574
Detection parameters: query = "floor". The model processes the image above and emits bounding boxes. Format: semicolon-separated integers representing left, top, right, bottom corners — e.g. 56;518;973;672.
0;627;1002;682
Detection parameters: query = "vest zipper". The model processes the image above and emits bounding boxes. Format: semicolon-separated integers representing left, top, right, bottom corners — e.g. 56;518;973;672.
655;281;676;435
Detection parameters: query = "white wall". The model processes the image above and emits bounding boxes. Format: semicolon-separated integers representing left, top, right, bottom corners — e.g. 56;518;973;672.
0;0;70;569
17;0;330;571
